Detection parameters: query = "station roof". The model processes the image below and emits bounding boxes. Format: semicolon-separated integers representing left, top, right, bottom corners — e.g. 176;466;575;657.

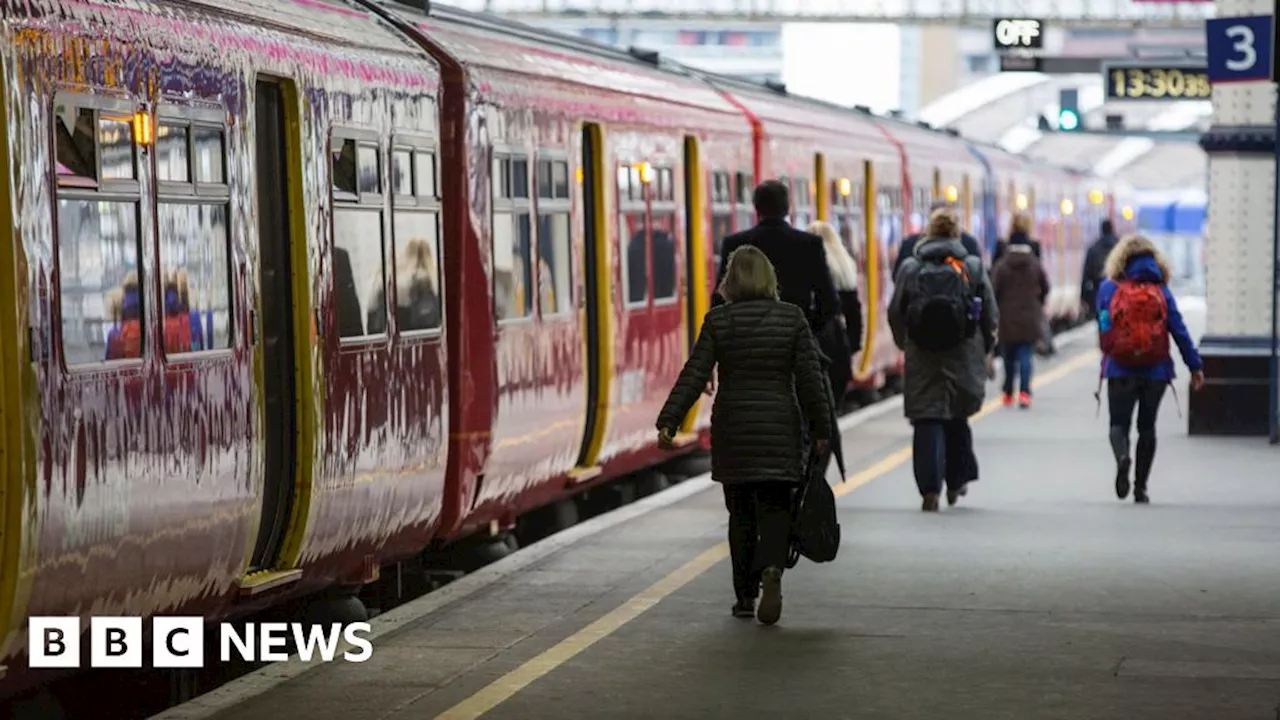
919;73;1210;195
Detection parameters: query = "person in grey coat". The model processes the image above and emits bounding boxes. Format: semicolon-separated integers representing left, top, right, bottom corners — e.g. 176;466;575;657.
657;245;832;626
889;208;998;512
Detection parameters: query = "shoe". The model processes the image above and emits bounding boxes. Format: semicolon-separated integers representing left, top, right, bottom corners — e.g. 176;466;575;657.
922;493;940;512
732;597;755;618
1115;457;1131;500
1134;487;1149;504
1018;392;1031;408
946;483;967;506
756;567;783;625
1001;393;1014;407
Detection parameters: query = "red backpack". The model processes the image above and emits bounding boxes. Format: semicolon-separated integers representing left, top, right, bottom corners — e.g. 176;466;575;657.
1102;280;1169;366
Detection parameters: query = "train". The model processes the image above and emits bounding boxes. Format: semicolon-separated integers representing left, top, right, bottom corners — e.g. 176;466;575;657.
0;0;1134;696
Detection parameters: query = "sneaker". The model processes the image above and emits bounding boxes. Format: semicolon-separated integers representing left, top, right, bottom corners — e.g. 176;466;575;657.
1001;393;1014;407
922;493;940;512
1134;487;1149;504
732;597;755;618
756;567;783;625
1115;457;1131;500
1018;391;1031;408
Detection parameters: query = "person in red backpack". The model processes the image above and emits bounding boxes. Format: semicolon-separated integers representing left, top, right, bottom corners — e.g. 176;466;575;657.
1096;235;1204;504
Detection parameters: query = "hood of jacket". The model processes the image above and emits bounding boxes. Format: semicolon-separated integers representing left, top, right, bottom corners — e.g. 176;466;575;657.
999;242;1037;269
915;236;968;261
1104;234;1170;282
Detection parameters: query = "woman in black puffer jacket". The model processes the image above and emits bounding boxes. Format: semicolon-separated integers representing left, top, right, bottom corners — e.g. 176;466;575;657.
657;245;832;626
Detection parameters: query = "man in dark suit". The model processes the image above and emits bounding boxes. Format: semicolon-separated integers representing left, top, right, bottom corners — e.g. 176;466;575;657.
894;199;983;281
712;180;839;333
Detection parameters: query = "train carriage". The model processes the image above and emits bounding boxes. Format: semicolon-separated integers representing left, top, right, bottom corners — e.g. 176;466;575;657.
0;0;1118;701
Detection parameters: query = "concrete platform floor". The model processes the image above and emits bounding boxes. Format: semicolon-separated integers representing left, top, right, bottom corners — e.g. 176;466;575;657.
161;301;1280;720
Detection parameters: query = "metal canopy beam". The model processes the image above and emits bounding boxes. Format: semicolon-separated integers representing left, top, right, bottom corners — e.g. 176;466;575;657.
444;0;1214;28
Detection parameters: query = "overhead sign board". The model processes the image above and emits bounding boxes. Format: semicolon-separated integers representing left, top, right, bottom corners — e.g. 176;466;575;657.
993;18;1044;51
1104;62;1211;100
1204;15;1275;83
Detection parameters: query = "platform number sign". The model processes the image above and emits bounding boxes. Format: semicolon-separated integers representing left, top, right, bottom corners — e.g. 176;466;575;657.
1204;15;1275;83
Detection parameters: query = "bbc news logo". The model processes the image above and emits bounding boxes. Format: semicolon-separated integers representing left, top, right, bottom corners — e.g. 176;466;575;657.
29;617;373;668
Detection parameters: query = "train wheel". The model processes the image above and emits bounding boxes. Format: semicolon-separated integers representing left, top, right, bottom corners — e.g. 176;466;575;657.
635;471;670;497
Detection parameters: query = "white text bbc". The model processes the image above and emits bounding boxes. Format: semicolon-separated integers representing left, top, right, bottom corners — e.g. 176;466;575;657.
29;617;373;668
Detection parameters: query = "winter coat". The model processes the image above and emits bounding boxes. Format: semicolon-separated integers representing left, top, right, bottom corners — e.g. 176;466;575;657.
888;237;998;421
1095;247;1202;382
657;299;833;485
992;242;1049;345
712;218;840;334
1081;233;1118;315
895;231;983;280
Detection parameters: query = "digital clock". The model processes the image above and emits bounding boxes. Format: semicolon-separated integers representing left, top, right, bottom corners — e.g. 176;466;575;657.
1105;65;1212;100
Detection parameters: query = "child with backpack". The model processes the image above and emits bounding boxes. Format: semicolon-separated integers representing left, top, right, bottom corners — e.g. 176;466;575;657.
1096;234;1204;504
888;208;998;512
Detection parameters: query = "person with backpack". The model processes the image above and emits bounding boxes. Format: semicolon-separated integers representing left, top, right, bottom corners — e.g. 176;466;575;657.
992;213;1050;408
888;207;997;512
1095;234;1204;504
657;245;831;625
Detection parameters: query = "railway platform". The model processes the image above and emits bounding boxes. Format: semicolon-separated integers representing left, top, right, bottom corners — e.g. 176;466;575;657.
154;298;1280;720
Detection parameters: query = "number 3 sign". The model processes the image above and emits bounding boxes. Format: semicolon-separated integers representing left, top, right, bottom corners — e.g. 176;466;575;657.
1205;14;1275;84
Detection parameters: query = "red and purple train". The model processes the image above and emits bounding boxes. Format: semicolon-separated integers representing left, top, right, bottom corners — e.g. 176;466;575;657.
0;0;1131;693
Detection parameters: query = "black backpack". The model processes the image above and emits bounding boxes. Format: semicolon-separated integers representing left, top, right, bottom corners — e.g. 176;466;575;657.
906;253;977;352
787;441;841;567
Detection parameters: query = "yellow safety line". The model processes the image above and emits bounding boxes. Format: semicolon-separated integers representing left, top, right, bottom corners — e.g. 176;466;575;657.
433;346;1099;719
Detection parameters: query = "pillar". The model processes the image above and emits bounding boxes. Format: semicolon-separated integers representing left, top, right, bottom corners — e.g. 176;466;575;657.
1191;0;1277;435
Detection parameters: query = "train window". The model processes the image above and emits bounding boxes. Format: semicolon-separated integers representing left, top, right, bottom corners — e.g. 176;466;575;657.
712;171;730;204
55;106;98;186
331;130;387;339
54;95;147;366
157;203;233;353
194;126;225;185
621;211;647;305
511;158;529;199
494;213;533;320
656;167;673;202
157;124;190;183
391;211;442;332
99;115;136;181
154;110;233;355
494;156;510;199
392;139;443;335
57;200;143;364
537;160;553;199
537;213;571;316
650;212;677;301
552;161;569;199
736;171;753;204
415;151;436;198
493;151;532;322
392;149;412;197
616;166;630;201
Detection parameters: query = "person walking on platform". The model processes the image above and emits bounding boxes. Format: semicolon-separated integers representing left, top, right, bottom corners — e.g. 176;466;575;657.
1096;235;1204;504
657;246;832;625
807;220;863;411
889;207;997;512
894;199;982;281
1081;219;1120;320
992;213;1049;408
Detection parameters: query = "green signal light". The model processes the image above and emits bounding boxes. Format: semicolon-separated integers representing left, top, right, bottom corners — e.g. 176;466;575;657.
1058;109;1080;131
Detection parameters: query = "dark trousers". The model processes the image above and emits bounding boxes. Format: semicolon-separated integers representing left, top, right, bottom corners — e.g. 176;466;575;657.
1002;342;1034;395
911;418;978;496
1107;377;1166;488
723;482;793;600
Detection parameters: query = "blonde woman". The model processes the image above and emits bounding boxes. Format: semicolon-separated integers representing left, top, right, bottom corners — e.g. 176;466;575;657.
807;221;863;405
888;208;997;512
657;245;831;625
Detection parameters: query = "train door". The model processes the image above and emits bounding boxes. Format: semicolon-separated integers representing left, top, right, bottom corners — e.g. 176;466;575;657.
248;77;302;575
576;123;609;469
